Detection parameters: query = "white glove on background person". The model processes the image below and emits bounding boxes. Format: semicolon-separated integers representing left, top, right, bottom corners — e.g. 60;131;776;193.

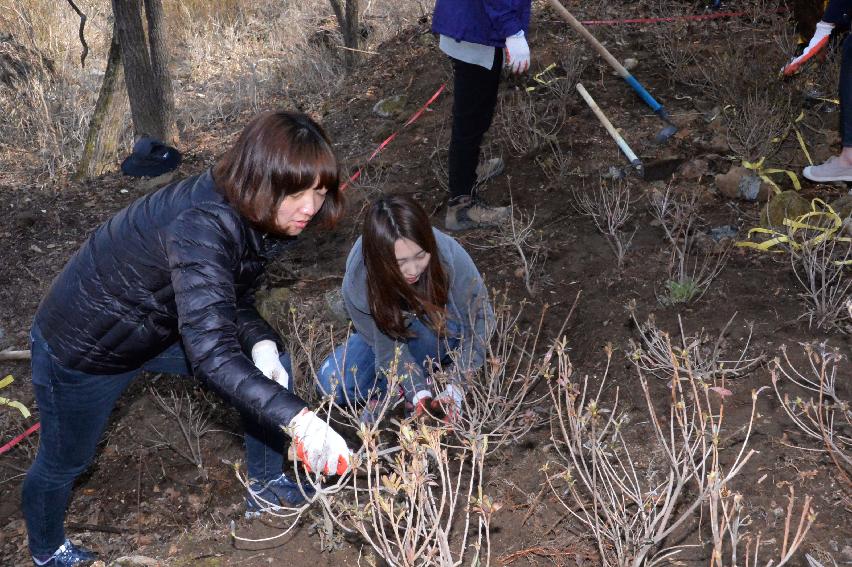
782;21;834;76
288;409;352;476
251;340;289;389
504;31;530;74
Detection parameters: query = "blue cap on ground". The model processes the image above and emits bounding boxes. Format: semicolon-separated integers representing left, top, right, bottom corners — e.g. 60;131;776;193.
121;137;182;177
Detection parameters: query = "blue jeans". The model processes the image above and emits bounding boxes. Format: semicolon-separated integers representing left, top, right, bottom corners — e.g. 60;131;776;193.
316;319;459;406
23;325;289;557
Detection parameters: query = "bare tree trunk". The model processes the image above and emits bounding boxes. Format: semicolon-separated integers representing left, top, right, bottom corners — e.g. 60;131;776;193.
75;23;129;180
328;0;360;69
143;0;177;143
112;0;178;145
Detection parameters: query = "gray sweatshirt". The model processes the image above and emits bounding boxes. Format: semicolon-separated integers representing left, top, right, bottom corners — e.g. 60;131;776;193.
342;228;494;401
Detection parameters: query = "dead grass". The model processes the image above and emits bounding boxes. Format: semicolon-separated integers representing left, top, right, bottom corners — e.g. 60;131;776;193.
0;0;433;187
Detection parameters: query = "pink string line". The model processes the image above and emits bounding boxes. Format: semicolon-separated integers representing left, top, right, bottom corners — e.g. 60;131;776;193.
342;83;447;191
0;422;40;456
578;7;786;26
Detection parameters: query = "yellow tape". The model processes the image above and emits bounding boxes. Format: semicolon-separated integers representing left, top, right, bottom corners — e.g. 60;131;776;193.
526;63;558;92
742;157;802;194
736;199;852;265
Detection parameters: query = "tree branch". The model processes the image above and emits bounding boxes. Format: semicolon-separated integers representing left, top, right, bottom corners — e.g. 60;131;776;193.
65;0;89;68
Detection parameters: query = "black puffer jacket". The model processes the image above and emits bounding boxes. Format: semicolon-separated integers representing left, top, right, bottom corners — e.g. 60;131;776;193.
35;169;307;429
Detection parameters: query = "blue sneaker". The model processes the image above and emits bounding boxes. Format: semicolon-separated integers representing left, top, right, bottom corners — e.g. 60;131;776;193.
33;539;97;566
245;473;315;518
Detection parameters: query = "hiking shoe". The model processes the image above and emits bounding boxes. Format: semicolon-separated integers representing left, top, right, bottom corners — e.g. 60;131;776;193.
445;196;510;231
803;156;852;183
475;157;505;185
245;473;314;517
32;540;96;566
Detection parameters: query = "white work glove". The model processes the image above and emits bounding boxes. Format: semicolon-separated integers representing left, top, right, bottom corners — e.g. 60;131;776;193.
251;340;289;389
504;31;530;74
288;409;352;476
782;21;834;76
431;383;464;424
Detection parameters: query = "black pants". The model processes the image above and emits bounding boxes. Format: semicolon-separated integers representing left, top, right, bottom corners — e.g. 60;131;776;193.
840;34;852;146
448;49;503;203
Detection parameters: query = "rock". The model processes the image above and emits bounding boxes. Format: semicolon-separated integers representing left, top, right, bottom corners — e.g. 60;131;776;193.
135;171;176;192
612;57;638;75
324;288;349;324
715;166;772;202
372;94;408;118
112;556;161;566
256;287;291;323
830;194;852;219
709;225;738;242
677;158;709;180
760;191;811;228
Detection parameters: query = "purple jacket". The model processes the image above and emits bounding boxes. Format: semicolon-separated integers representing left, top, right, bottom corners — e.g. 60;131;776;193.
432;0;531;48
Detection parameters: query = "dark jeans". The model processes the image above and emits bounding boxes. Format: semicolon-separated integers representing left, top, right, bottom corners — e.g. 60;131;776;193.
448;49;503;203
840;34;852;146
22;325;290;557
316;318;460;405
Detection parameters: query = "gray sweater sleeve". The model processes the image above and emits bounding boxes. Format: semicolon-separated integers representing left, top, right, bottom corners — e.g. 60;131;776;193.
341;230;493;401
435;230;494;378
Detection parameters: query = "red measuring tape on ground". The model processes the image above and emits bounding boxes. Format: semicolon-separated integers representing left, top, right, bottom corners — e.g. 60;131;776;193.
579;7;786;25
0;422;40;456
342;83;446;191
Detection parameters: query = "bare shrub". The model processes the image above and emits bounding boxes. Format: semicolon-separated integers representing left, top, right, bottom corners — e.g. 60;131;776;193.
722;90;795;164
496;90;563;157
547;339;813;566
649;186;730;304
571;178;637;270
536;140;574;184
470;186;544;296
789;236;852;332
148;380;215;478
772;342;851;487
627;306;764;383
231;296;568;563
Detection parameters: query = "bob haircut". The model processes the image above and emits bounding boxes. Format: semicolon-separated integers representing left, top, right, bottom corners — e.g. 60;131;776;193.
213;111;344;234
362;195;449;340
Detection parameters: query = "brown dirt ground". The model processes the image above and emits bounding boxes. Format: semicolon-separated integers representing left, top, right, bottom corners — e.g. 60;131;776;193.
1;4;851;567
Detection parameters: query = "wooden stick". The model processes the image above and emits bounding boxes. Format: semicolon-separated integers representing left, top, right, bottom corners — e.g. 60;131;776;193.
0;350;31;361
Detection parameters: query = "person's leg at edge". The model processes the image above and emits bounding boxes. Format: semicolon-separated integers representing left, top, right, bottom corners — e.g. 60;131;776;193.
447;50;503;203
804;35;852;181
317;333;382;407
23;325;137;561
446;50;510;230
838;34;852;162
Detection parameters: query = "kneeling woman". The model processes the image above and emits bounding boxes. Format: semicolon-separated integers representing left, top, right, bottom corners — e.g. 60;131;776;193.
25;112;352;567
318;195;494;422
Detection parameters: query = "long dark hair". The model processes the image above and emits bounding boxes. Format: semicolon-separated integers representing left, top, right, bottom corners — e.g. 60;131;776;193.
363;195;449;340
213;110;344;234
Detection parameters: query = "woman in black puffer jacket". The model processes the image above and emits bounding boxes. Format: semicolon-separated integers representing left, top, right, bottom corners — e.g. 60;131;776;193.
24;111;353;567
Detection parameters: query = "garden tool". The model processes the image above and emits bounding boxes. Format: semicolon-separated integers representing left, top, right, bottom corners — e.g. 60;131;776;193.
576;83;644;178
546;0;678;144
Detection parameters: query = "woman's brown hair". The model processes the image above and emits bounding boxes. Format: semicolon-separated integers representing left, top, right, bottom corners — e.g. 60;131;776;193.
363;195;449;340
213;111;344;234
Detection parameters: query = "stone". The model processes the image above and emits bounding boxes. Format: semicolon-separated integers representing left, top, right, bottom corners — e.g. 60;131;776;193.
255;287;291;323
759;191;811;228
677;158;709;180
829;194;852;219
715;166;771;202
373;94;408;118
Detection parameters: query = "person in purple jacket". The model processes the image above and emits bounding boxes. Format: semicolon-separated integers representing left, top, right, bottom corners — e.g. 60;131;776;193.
432;0;532;231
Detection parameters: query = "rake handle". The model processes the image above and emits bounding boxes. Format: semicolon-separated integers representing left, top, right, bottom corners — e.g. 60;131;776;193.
546;0;664;114
576;83;641;166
